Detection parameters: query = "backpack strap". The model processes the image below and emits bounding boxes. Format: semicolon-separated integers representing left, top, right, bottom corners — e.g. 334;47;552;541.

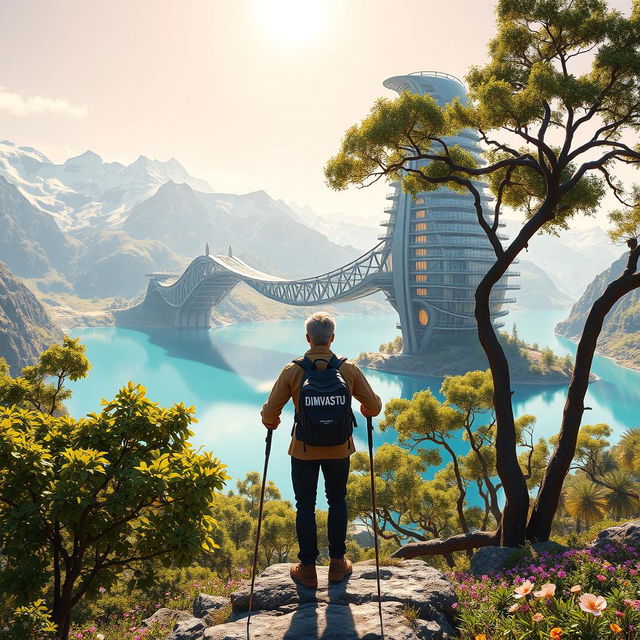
328;355;348;369
292;356;313;371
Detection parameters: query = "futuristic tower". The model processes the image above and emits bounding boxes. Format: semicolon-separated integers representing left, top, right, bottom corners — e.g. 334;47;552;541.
380;72;518;354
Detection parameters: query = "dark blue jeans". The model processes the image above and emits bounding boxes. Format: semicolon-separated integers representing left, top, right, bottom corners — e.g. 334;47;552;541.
291;456;350;566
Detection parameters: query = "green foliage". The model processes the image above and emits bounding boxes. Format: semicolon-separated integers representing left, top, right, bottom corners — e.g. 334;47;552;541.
67;565;240;639
609;190;640;242
0;340;228;639
0;337;90;415
0;601;57;640
379;335;403;354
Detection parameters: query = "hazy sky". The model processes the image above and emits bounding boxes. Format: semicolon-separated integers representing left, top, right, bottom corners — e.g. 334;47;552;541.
0;0;634;222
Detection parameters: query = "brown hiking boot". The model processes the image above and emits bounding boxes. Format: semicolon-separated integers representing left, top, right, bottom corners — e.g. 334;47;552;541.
290;562;318;588
328;557;353;583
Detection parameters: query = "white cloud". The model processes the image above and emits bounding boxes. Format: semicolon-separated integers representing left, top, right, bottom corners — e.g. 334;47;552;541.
0;87;87;118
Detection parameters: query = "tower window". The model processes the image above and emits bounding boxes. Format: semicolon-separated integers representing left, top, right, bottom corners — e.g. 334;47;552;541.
414;248;427;257
414;222;427;231
415;274;427;283
414;235;427;244
416;288;428;296
414;261;427;270
415;210;426;218
418;309;429;326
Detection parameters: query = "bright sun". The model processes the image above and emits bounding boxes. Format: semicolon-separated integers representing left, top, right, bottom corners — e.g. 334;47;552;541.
255;0;331;46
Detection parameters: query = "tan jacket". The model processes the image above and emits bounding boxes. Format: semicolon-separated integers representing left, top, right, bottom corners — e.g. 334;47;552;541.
261;345;382;460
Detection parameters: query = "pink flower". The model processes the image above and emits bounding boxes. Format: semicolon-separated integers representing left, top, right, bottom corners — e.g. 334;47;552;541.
578;593;607;616
533;583;556;598
570;585;582;593
451;602;458;609
514;580;535;599
508;603;519;613
596;574;607;582
532;613;544;622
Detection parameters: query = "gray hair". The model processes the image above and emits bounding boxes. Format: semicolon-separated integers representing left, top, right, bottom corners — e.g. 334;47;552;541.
305;312;336;345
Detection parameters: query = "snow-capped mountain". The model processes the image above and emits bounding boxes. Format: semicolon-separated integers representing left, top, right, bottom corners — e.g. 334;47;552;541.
0;140;213;232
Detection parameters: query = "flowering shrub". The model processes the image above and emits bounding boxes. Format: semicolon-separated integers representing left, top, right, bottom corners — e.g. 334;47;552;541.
66;566;245;640
451;543;640;639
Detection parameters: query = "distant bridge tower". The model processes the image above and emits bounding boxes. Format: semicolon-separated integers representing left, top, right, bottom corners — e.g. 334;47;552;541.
380;72;518;354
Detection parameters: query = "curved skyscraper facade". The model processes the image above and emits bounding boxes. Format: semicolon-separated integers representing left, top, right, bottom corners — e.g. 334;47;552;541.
380;71;519;354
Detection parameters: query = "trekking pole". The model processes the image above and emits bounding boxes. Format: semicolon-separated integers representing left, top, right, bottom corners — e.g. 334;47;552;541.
247;428;273;639
367;415;384;640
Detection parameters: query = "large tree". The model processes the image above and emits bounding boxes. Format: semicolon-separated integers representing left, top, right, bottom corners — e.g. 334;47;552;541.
325;0;640;550
0;341;228;640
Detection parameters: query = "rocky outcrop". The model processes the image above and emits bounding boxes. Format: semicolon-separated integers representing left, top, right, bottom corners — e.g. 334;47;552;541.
163;560;456;639
193;593;228;620
590;519;640;552
469;541;569;576
165;560;456;640
556;253;640;369
0;262;63;375
167;617;207;640
144;608;192;628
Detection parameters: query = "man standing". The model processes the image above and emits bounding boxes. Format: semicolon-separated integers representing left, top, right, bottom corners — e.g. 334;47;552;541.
261;312;382;588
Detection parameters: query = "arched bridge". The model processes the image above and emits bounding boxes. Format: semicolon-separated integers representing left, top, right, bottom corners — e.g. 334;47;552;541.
116;242;393;329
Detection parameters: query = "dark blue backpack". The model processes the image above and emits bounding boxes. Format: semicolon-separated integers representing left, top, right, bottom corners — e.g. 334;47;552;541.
292;355;356;448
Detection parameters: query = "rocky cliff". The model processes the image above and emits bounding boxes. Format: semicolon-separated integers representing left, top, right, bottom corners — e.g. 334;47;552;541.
0;262;63;374
556;253;640;369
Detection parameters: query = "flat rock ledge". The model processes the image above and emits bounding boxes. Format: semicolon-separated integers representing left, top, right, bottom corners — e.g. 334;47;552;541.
202;560;456;640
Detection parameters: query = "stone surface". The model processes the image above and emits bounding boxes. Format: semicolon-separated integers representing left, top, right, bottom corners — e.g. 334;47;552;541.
193;594;229;619
166;616;207;640
230;561;455;620
196;560;458;638
143;608;192;628
469;546;515;576
591;520;640;551
469;541;570;576
205;601;454;640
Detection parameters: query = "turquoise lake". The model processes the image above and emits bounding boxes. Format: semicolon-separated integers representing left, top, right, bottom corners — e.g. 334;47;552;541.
67;310;640;505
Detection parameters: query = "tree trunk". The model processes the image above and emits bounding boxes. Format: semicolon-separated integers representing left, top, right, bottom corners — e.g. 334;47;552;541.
527;247;640;542
53;598;73;640
391;530;499;558
475;277;529;546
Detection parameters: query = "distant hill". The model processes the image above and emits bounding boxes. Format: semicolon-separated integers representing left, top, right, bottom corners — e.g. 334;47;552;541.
123;182;360;278
73;229;186;298
514;260;574;311
556;253;640;369
0;262;63;375
0;175;76;278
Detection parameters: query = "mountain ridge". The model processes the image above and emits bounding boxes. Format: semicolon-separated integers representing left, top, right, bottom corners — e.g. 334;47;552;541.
556;252;640;369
